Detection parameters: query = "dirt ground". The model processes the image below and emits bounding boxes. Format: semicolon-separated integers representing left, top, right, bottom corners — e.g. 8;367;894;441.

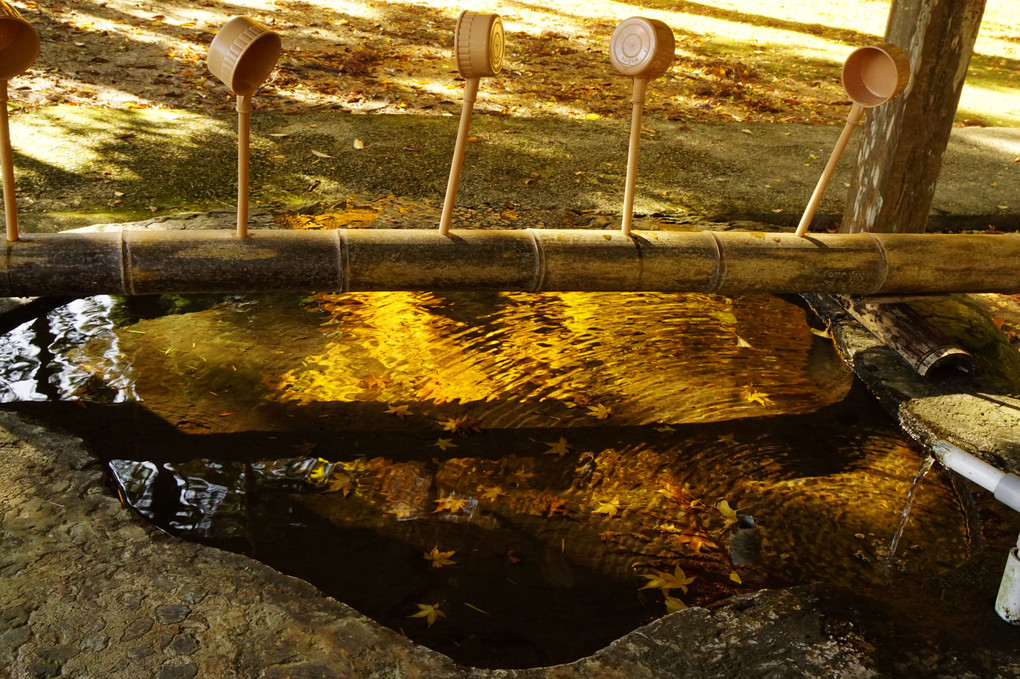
11;0;1020;126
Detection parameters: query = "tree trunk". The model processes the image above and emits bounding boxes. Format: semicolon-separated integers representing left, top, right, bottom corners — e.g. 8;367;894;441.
842;0;985;234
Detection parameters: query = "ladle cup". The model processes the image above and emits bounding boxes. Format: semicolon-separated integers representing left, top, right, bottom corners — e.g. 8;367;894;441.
438;11;504;236
207;16;282;238
610;17;675;236
794;43;910;237
0;1;39;242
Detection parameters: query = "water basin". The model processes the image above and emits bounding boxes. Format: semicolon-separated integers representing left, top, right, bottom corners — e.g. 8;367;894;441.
0;290;973;668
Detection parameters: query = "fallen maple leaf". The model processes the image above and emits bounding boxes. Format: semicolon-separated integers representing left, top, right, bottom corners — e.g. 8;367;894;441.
409;602;445;627
433;495;471;514
544;436;572;457
439;415;482;435
675;532;715;554
664;593;688;613
323;473;354;497
587;403;613;420
716;499;739;529
424;546;456;568
640;565;697;594
593;497;622;518
741;385;774;408
386;404;412;419
434;437;457;451
480;486;503;502
542;496;569;517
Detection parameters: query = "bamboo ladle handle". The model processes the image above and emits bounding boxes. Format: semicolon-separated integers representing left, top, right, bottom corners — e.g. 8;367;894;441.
794;103;863;238
0;8;41;242
609;17;675;237
0;81;18;242
620;78;648;236
439;11;503;236
207;17;281;238
795;43;911;237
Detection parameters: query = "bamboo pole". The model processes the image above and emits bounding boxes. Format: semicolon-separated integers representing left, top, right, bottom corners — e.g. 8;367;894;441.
236;94;252;239
438;78;479;236
620;78;647;237
795;103;863;238
2;229;1020;297
0;80;18;242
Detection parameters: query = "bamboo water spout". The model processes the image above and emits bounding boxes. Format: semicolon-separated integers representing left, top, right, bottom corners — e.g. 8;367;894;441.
795;44;911;238
207;17;282;239
2;229;1019;297
0;2;39;243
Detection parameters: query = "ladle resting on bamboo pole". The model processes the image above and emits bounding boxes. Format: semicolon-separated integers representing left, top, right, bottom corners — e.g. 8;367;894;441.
0;2;39;243
795;43;910;237
438;11;504;236
207;17;281;239
609;17;674;236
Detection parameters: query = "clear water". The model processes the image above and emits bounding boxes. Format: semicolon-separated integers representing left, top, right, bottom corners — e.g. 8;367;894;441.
0;291;971;668
887;455;936;560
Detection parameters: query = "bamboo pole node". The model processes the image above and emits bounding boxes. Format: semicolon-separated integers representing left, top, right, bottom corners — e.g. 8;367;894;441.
795;43;911;238
609;17;675;236
0;2;40;243
439;11;504;236
207;17;281;239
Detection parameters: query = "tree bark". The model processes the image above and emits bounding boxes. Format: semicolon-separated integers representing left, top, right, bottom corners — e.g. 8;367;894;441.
842;0;985;234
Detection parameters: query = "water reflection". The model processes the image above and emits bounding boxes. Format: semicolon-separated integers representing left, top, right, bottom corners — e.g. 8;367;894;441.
0;291;971;668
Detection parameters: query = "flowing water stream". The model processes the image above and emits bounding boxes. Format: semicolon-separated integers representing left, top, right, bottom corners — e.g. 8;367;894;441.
0;291;973;668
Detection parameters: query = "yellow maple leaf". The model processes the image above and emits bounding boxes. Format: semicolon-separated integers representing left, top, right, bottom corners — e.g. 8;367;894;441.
386;503;416;520
439;415;482;434
480;486;503;502
640;565;697;594
434;438;457;451
741;385;774;408
664;593;688;613
323;473;354;497
433;495;471;514
593;497;622;518
675;532;716;554
716;499;739;529
386;404;412;419
409;603;446;627
424;546;457;568
544;436;572;457
508;469;536;486
587;403;613;420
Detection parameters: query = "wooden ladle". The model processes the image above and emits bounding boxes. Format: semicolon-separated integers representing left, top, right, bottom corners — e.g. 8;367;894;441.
795;43;910;237
208;17;282;238
610;17;675;236
0;1;39;242
438;11;504;236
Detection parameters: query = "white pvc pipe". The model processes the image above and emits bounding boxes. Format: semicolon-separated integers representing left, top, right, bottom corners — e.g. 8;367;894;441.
933;440;1020;625
933;440;1020;513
